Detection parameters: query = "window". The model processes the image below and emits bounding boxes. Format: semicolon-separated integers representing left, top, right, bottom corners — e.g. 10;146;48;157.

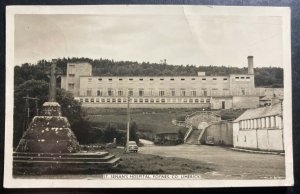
212;78;217;81
180;89;186;96
68;83;74;90
200;99;205;103
170;78;174;81
183;99;188;103
117;98;122;103
223;89;229;96
161;99;165;103
101;98;105;103
181;78;185;81
139;89;144;96
112;98;116;103
202;89;207;96
150;78;154;81
170;88;176;96
128;89;133;96
90;98;94;103
235;77;239;80
69;74;75;77
107;98;111;103
150;99;154;103
155;99;160;103
241;88;246;95
129;78;133;81
191;78;195;80
195;99;199;103
145;99;149;103
117;89;124;96
85;98;89;102
139;78;143;81
159;90;165;96
202;78;206;81
98;78;102;81
87;89;92;97
108;78;112;81
189;99;193;103
206;99;210;103
246;77;251;81
119;78;123;81
149;88;155;96
68;64;75;74
212;88;218;96
160;78;164;81
223;78;228;81
123;98;127;103
97;90;102;96
139;99;143;103
108;88;114;96
134;99;138;103
191;90;196;97
244;136;246;142
88;78;92;83
80;98;83;103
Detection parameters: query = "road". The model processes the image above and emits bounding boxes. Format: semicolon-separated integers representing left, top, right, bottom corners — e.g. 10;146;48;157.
139;144;285;179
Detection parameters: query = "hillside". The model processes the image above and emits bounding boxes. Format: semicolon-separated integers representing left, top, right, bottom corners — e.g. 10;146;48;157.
15;57;283;88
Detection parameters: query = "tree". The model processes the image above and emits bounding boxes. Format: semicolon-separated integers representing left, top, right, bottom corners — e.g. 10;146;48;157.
130;121;139;144
13;79;82;147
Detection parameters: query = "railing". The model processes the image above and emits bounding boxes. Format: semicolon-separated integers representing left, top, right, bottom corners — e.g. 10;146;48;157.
171;119;193;143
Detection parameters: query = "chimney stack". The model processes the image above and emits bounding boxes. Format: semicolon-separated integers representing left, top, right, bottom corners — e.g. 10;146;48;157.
247;56;254;74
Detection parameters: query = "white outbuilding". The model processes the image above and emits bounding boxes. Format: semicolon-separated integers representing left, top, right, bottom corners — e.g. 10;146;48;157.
232;102;284;152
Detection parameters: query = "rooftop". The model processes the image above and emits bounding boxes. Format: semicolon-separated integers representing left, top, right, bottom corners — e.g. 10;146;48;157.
234;102;282;122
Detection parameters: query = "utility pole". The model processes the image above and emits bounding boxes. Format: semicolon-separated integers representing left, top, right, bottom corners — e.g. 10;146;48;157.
125;95;131;152
22;95;39;132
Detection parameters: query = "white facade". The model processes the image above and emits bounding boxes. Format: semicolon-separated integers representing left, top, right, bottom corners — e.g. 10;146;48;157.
233;103;284;152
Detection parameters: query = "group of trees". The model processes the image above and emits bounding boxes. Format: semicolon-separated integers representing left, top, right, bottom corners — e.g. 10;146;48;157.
16;57;283;88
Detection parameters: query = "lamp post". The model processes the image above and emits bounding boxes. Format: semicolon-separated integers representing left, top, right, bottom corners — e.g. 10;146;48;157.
125;94;131;152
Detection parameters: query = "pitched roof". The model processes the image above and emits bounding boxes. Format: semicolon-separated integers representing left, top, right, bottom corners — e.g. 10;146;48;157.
234;102;282;122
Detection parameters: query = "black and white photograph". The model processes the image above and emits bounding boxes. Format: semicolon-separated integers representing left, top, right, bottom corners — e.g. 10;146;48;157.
4;5;293;188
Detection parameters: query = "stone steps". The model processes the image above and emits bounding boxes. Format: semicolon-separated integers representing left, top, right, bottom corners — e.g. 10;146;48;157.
13;151;121;173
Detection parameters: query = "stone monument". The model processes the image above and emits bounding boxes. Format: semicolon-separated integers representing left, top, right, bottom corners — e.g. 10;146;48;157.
14;60;120;175
16;60;80;153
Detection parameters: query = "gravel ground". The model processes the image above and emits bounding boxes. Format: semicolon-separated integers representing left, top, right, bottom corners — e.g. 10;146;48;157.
139;144;285;180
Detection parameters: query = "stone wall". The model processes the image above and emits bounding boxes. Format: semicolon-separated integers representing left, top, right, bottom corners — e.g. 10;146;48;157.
232;96;259;109
201;122;233;146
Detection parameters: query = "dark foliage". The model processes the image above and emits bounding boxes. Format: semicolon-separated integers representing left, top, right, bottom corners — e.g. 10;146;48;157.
13;79;82;147
15;57;283;88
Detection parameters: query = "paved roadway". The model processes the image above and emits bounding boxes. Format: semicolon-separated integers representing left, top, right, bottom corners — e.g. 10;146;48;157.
139;144;285;179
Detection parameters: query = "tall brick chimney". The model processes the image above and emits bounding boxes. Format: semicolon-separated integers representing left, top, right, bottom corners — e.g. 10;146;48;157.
247;56;254;74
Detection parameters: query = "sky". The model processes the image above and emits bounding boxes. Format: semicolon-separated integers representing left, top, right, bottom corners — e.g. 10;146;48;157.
14;6;284;68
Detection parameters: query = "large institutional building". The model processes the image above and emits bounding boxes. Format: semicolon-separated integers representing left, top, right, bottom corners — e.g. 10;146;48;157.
61;56;278;109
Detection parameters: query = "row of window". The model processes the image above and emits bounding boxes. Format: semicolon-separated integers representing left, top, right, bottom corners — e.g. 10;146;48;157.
78;97;211;104
239;116;282;130
84;88;233;97
234;76;251;81
85;77;234;82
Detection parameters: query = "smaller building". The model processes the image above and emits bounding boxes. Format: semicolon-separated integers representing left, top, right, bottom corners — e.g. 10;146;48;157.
232;102;284;152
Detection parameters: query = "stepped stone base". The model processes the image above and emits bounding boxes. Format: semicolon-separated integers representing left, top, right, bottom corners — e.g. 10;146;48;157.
14;101;121;174
13;151;121;174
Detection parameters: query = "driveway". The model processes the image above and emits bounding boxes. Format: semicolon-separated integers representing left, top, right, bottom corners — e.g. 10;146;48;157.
139;144;285;179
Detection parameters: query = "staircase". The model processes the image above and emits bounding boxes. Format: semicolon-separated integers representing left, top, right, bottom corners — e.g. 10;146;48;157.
185;129;202;144
13;151;120;174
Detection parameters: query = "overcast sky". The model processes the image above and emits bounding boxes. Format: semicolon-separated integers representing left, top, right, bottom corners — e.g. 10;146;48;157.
14;6;283;68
